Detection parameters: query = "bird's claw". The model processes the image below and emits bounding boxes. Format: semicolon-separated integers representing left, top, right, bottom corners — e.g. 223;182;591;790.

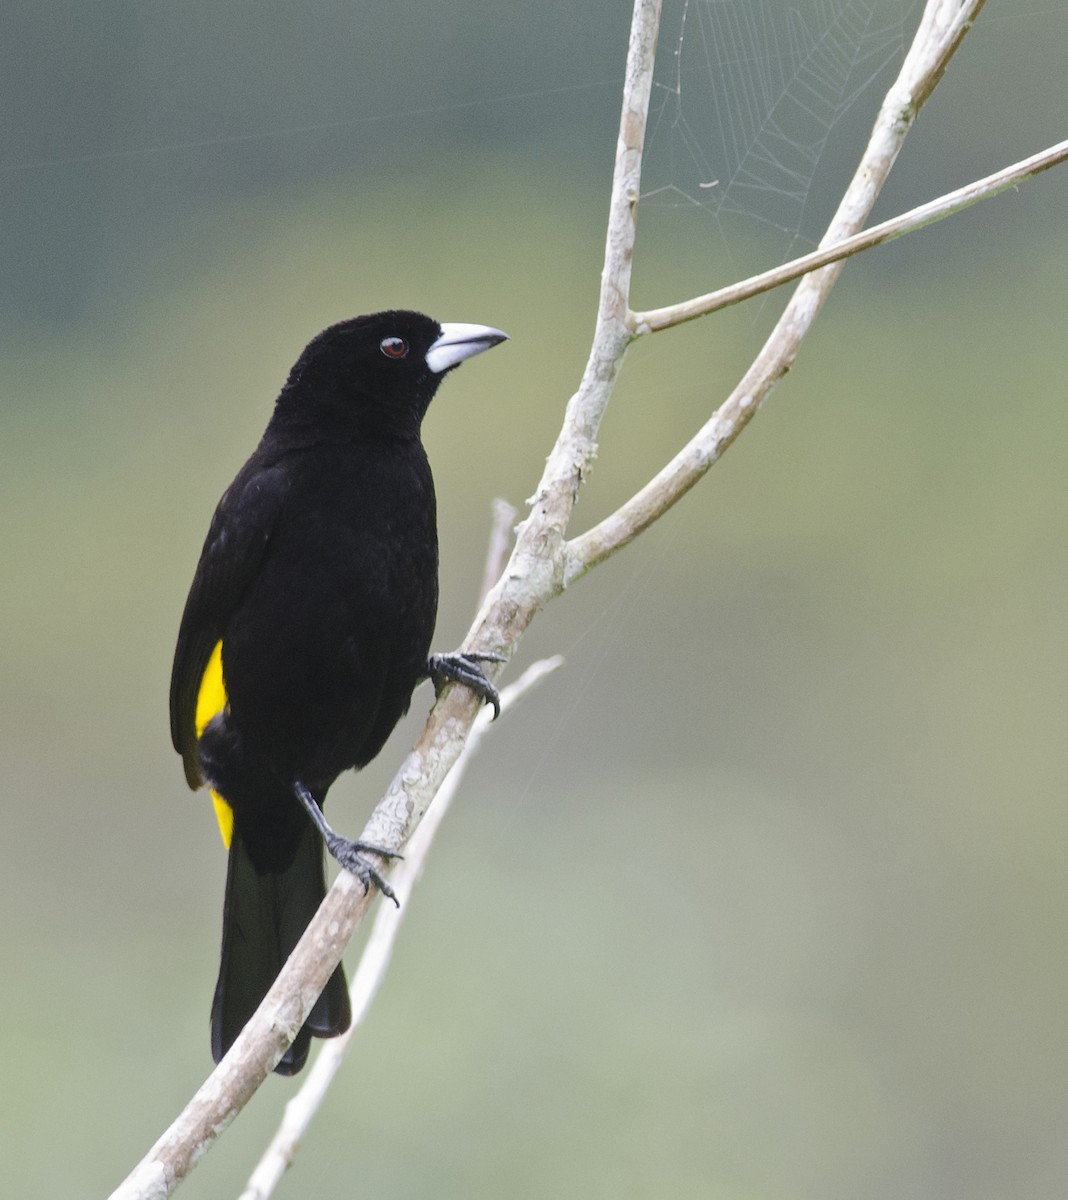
426;651;504;719
326;835;401;907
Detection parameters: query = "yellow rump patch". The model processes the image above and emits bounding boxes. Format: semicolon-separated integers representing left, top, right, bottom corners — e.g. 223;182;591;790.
195;639;227;736
211;789;234;848
195;639;235;849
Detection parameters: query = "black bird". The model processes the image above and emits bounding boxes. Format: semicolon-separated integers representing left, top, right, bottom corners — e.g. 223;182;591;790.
169;310;507;1074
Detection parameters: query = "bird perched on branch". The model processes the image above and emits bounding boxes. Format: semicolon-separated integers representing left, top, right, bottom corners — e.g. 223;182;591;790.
169;310;507;1073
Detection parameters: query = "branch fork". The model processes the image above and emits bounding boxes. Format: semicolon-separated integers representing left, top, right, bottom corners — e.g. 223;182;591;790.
111;1;1068;1194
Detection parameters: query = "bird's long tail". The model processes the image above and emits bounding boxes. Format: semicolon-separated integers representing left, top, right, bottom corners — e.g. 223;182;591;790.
211;815;350;1074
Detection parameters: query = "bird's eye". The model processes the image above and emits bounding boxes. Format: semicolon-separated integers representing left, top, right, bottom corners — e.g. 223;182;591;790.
380;337;409;359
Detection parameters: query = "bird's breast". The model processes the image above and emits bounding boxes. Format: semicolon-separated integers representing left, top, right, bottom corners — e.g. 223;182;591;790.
220;439;439;782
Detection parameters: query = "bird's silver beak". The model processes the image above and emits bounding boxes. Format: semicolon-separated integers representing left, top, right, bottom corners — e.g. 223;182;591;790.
425;322;509;374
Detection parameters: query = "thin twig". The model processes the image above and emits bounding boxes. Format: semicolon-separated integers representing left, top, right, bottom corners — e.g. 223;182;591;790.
565;0;989;581
632;136;1068;333
236;496;524;1199
236;657;563;1200
480;498;518;603
353;0;665;846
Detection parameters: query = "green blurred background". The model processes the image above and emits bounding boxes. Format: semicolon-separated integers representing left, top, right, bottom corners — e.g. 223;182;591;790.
2;2;1067;1196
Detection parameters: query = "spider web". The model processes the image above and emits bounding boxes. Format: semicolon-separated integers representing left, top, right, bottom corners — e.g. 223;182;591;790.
643;0;922;267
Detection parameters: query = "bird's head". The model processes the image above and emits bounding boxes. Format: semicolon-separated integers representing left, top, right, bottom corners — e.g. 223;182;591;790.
274;310;508;439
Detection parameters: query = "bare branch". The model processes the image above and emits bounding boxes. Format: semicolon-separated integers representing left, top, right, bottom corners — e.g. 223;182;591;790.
113;1;1052;1194
331;0;667;890
479;498;518;603
109;0;660;1166
565;0;989;580
633;137;1068;334
237;657;564;1200
111;874;375;1200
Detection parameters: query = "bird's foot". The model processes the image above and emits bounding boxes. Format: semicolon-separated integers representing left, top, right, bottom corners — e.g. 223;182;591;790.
292;780;402;906
426;651;504;719
326;834;401;907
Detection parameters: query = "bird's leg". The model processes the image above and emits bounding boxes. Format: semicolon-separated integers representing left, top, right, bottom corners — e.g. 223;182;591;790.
292;781;401;907
425;651;504;719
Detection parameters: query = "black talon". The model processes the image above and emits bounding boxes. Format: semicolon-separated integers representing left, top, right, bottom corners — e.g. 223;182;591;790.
293;781;401;907
426;651;504;719
325;833;400;907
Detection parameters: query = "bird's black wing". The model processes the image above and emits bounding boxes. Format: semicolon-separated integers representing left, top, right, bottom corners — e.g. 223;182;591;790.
169;458;289;789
